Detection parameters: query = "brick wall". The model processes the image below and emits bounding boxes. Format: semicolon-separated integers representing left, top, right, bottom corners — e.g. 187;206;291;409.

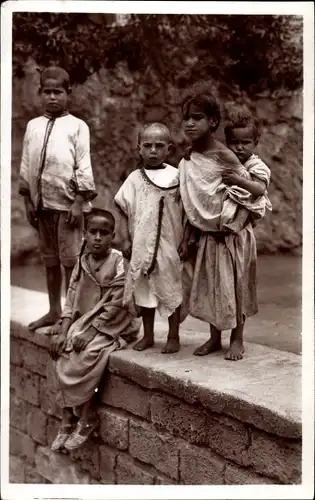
9;321;301;485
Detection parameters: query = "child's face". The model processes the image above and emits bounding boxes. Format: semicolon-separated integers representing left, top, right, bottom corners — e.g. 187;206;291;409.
226;126;257;163
183;104;216;143
40;78;68;115
138;128;171;168
84;217;114;258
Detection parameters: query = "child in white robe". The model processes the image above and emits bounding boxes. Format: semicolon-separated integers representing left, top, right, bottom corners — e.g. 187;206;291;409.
114;123;183;354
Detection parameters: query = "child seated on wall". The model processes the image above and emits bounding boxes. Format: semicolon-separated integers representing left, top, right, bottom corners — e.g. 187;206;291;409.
49;208;140;451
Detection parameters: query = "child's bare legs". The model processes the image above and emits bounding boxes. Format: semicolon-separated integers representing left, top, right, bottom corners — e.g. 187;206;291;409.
80;396;98;425
193;324;222;356
162;306;180;354
64;265;74;292
29;265;62;330
133;307;155;351
225;320;245;361
61;406;76;426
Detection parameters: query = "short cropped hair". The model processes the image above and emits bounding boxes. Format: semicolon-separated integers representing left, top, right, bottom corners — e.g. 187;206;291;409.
182;92;221;132
39;66;71;92
138;122;171;144
224;106;260;142
84;208;115;232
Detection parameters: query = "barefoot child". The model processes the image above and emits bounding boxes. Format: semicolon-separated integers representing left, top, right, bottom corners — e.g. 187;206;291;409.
19;66;96;331
114;123;183;354
179;91;271;360
222;107;272;217
49;209;140;451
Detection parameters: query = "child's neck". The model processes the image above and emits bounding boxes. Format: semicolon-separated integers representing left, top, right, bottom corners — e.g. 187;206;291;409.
44;109;69;119
143;162;166;170
89;249;110;262
192;133;215;154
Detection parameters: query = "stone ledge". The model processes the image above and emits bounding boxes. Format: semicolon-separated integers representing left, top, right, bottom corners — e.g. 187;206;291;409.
11;285;301;439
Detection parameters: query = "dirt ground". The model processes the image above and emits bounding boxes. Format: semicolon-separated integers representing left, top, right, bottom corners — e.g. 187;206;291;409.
11;253;302;355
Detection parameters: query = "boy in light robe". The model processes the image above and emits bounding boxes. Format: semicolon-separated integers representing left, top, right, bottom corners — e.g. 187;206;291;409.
115;123;184;354
19;66;96;331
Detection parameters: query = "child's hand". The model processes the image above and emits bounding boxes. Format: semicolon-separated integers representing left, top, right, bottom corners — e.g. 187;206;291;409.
222;170;242;186
178;241;189;261
67;199;83;228
49;334;67;360
24;197;38;229
72;326;98;353
50;319;62;336
121;242;132;261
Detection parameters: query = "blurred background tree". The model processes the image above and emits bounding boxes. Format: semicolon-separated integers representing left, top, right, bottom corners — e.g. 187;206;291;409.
13;13;302;94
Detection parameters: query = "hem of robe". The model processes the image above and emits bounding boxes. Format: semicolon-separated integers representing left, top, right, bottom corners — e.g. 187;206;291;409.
187;307;259;331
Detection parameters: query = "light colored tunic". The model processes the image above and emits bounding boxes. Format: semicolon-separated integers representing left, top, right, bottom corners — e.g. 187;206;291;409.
54;249;140;408
19;113;96;211
115;164;183;318
179;149;271;330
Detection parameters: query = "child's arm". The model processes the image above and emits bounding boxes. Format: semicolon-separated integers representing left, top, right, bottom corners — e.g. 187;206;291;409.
114;177;134;260
217;147;265;198
68;121;97;227
222;170;265;198
115;203;132;260
19;124;38;229
49;261;80;359
178;220;193;261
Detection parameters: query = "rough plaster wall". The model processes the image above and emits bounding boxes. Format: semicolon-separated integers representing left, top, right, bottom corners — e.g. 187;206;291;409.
11;59;302;264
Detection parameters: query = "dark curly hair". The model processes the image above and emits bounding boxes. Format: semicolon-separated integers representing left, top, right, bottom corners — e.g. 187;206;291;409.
84;208;115;232
224;106;260;143
181;91;221;132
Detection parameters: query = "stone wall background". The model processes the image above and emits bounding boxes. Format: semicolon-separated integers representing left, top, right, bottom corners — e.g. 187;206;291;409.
11;15;303;265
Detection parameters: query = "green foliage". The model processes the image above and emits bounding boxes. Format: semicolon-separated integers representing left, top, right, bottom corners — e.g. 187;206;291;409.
12;13;302;93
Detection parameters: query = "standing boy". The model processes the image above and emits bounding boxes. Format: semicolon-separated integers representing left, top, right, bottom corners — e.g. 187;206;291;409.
114;123;183;354
19;66;96;331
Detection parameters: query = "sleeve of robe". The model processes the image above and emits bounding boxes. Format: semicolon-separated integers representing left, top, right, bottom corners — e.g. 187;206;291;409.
18;123;31;197
73;121;97;201
114;173;136;217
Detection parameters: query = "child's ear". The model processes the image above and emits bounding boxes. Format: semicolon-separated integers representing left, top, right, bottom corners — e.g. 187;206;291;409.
167;143;173;155
210;117;219;130
67;86;72;95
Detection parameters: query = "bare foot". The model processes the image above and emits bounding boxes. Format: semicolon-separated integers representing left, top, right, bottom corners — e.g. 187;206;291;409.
29;312;61;331
161;338;180;354
132;336;154;351
224;340;244;360
193;338;222;356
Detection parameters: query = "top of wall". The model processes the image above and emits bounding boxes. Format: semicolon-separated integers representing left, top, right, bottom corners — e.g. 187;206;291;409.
10;286;302;439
